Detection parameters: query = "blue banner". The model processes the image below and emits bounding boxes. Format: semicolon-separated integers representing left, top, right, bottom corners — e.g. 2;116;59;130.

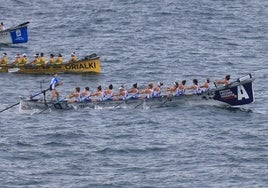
10;27;28;44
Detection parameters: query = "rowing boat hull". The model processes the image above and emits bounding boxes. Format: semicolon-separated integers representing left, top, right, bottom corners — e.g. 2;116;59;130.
0;22;29;45
1;54;101;74
19;95;214;112
0;66;8;73
19;74;255;112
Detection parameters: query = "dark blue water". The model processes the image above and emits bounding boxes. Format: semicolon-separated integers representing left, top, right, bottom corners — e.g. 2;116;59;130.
0;0;267;187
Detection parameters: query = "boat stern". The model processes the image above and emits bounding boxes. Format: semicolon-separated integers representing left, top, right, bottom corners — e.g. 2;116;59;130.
213;74;255;106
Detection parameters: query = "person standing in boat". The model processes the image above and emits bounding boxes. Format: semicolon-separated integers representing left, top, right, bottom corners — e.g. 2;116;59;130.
0;53;8;66
49;73;63;101
214;75;230;86
68;52;77;63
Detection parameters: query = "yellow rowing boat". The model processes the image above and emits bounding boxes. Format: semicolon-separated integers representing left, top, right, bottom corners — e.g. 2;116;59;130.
0;54;100;74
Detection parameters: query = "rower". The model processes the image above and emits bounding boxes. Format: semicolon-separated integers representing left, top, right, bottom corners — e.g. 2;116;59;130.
200;78;210;92
113;85;128;101
67;87;82;103
19;53;28;66
29;54;41;66
0;53;8;66
214;75;230;86
39;53;46;65
81;87;91;102
55;53;63;65
68;52;77;63
0;22;5;31
140;82;154;98
91;85;105;101
11;54;21;66
152;82;163;98
127;83;139;99
175;80;186;96
103;84;114;101
166;82;178;96
46;54;56;65
186;79;202;95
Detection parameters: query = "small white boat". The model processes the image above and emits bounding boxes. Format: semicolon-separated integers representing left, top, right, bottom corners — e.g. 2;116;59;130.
18;74;255;113
0;21;29;45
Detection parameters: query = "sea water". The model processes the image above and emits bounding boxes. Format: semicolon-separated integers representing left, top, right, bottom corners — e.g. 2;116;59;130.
0;0;267;187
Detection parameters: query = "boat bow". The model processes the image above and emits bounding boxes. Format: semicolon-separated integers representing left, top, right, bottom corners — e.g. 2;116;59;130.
211;74;254;106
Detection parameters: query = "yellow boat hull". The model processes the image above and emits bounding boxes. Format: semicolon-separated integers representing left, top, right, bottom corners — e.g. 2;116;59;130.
1;55;101;74
0;66;8;73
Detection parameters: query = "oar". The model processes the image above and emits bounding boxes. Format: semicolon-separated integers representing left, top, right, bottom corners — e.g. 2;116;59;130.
0;87;49;114
30;88;49;99
38;106;50;114
113;101;123;108
114;99;127;108
158;96;171;108
0;102;20;113
4;21;30;32
134;99;145;109
17;21;30;27
38;100;65;114
38;103;54;114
